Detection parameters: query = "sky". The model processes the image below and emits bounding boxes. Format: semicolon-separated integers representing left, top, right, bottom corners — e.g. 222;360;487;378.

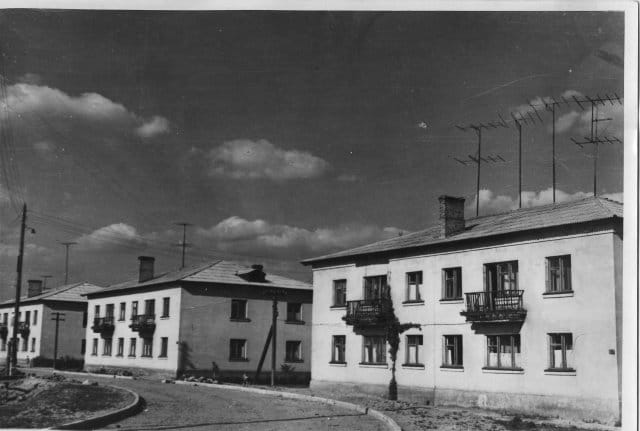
0;10;626;298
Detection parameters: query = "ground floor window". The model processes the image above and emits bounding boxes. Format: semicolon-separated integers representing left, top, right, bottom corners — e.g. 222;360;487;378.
547;333;574;371
117;338;124;357
0;338;5;352
285;341;302;362
229;339;247;361
129;338;137;357
81;339;86;355
142;338;153;357
21;337;27;352
362;335;386;364
159;337;168;358
405;335;423;365
331;335;346;363
486;334;521;369
103;338;112;356
92;338;98;356
442;335;463;367
30;337;36;352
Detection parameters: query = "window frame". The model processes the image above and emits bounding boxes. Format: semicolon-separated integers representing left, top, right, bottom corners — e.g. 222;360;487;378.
159;337;168;358
331;335;346;364
285;340;303;363
442;267;462;300
361;335;387;365
229;339;248;361
131;301;138;318
484;334;522;370
161;297;170;318
546;333;575;371
442;335;463;368
286;302;304;324
103;337;113;356
545;255;573;294
404;334;423;366
485;261;519;292
33;310;37;325
30;337;36;352
230;299;249;321
142;337;153;357
129;338;137;357
332;279;347;308
405;271;423;303
117;337;124;357
91;338;98;356
119;302;126;321
364;275;388;300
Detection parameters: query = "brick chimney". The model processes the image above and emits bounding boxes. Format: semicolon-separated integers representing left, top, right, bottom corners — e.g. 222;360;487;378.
439;195;466;237
138;256;155;283
27;279;43;298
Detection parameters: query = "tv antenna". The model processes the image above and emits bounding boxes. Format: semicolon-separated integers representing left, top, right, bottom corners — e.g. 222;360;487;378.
173;222;192;269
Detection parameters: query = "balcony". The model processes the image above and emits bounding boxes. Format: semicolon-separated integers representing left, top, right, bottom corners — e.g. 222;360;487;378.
460;290;526;322
17;321;30;336
343;299;391;328
129;314;156;334
92;316;115;334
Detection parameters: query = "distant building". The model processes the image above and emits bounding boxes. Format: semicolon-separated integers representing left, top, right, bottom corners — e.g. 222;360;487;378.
302;196;623;425
0;281;103;365
84;258;313;381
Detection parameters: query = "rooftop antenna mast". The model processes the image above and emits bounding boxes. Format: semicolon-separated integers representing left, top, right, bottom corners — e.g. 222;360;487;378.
174;222;192;269
59;241;77;285
455;120;508;217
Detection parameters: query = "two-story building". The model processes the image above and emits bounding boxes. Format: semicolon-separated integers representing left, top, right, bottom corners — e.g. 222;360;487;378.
84;257;313;381
302;196;623;425
0;281;102;365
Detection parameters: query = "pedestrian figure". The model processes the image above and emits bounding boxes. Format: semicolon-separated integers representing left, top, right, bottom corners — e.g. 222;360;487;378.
242;373;249;386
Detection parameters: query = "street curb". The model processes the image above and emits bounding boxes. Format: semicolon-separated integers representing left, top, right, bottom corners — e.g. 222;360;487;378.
52;385;142;430
174;380;402;431
28;368;134;380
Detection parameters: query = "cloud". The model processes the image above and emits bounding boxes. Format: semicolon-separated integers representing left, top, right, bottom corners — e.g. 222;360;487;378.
196;216;404;257
207;139;329;180
135;115;171;138
0;243;47;258
17;73;43;85
467;188;596;215
76;223;147;251
337;174;359;182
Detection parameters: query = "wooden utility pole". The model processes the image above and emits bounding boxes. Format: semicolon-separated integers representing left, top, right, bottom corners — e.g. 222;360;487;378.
271;295;277;386
9;203;27;375
51;312;66;369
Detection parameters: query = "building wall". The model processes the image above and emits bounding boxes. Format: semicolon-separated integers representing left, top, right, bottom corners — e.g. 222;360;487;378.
0;303;44;363
179;283;312;379
311;230;620;423
83;287;182;374
40;302;88;359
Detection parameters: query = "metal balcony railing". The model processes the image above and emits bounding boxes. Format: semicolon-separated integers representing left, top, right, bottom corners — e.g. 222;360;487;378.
343;299;391;327
460;290;526;322
129;314;156;333
92;316;115;333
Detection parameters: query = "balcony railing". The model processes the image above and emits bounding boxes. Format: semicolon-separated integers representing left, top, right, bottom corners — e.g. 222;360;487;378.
130;314;156;333
92;316;115;333
460;290;526;322
343;299;391;328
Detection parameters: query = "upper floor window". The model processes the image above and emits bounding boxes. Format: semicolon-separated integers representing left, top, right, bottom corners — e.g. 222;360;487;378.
119;303;126;321
25;311;30;325
442;267;462;300
82;311;87;328
33;310;37;325
331;335;346;364
406;271;423;302
333;280;347;307
131;301;138;318
405;335;423;366
144;299;155;316
362;335;386;364
162;297;170;318
547;333;574;371
364;275;387;300
546;255;572;293
286;303;303;323
442;335;463;367
485;261;518;292
94;305;100;317
486;334;521;370
231;299;248;320
106;304;114;318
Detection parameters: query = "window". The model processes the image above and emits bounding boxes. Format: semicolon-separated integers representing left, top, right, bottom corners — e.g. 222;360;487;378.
230;299;248;320
333;280;347;307
129;338;137;357
331;335;346;363
22;337;27;351
286;303;303;323
548;333;574;371
92;338;98;356
2;313;7;324
362;335;386;364
0;338;5;352
82;311;87;328
486;335;521;369
103;338;112;356
119;303;126;321
285;341;302;362
142;338;153;357
364;275;387;300
144;299;155;316
229;339;247;361
406;272;423;302
25;311;30;325
162;297;170;318
442;267;462;300
94;305;100;318
546;256;572;293
405;335;423;365
106;304;114;318
117;338;124;356
442;335;463;367
81;339;86;355
33;310;37;325
159;337;168;358
30;337;36;352
131;301;138;318
485;261;518;292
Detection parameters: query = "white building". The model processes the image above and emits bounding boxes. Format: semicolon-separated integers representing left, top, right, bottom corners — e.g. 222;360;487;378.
302;196;623;425
0;281;102;365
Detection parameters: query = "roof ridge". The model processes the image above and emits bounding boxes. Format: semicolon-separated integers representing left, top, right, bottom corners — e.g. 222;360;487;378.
466;195;601;222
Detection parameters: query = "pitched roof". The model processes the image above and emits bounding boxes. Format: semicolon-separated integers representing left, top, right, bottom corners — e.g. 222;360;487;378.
0;282;103;306
88;259;312;297
302;196;623;264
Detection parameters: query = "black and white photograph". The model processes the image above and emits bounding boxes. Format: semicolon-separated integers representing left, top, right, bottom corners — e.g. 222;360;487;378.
0;3;636;430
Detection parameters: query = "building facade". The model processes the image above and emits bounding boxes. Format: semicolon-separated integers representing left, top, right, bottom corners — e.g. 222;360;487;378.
84;258;313;381
0;281;102;365
303;196;623;425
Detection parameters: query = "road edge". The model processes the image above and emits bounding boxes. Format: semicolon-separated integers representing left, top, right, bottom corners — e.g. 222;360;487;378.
174;381;402;431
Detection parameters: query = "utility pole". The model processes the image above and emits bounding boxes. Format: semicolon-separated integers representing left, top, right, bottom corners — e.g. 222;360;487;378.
173;222;192;269
271;292;277;387
9;203;27;376
51;312;65;369
59;241;77;285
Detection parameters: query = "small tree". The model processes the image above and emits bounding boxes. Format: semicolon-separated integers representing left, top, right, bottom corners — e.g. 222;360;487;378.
384;289;420;401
